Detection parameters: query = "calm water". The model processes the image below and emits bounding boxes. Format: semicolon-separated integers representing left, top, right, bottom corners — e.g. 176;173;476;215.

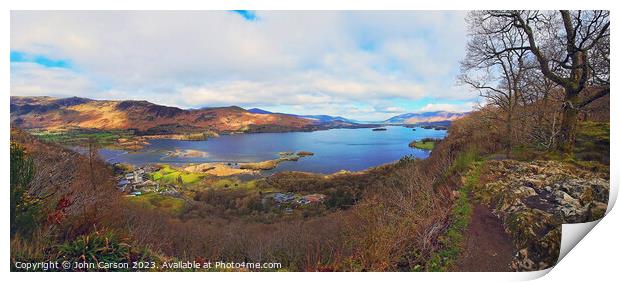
97;126;446;174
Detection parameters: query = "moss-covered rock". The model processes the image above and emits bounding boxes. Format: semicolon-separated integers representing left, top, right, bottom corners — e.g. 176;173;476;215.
473;160;609;271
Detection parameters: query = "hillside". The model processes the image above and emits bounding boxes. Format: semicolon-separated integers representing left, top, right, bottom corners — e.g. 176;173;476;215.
384;111;468;124
10;96;329;134
248;108;359;125
10;104;610;272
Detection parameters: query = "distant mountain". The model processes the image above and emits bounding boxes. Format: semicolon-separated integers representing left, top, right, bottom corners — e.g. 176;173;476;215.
384;111;468;124
297;115;358;124
10;96;317;134
247;108;273;114
10;96;375;134
247;108;359;125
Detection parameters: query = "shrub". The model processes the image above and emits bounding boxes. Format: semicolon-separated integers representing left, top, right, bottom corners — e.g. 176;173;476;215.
53;229;155;271
10;142;41;237
55;230;129;267
425;161;479;271
10;231;49;271
450;150;480;174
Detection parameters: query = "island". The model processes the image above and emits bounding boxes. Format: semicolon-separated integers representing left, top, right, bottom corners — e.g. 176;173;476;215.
240;151;314;170
409;138;439;150
165;149;209;158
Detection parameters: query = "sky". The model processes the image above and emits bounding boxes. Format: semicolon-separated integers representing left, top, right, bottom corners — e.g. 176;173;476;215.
10;10;479;121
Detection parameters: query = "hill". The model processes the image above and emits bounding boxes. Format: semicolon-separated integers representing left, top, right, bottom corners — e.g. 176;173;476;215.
10;105;610;272
298;114;358;124
248;107;360;125
247;108;274;114
10;96;333;134
384;111;468;124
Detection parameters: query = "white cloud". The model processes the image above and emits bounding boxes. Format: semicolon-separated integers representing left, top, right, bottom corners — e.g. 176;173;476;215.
10;11;472;120
380;106;407;113
10;62;97;97
420;102;478;113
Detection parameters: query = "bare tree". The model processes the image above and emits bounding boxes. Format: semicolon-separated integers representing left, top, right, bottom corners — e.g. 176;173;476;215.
520;67;564;149
481;10;610;153
460;11;534;155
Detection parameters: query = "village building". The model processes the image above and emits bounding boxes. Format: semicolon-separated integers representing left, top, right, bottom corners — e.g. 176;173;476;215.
117;167;159;194
298;194;326;205
117;179;130;192
272;192;296;203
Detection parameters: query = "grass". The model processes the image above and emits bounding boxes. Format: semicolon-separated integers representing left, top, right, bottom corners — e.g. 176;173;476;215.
160;165;177;174
510;121;610;164
450;149;480;174
424;152;481;272
409;137;441;151
28;129;131;147
149;165;203;184
126;192;185;215
211;178;258;190
574;121;609;164
576;121;610;143
504;121;610;166
409;141;435;150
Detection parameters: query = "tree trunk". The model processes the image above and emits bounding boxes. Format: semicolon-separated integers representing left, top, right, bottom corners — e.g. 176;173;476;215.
557;89;580;154
505;110;513;158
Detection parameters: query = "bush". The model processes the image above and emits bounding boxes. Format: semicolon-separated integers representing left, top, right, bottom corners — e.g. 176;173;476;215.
325;188;357;209
56;230;129;266
450;150;480;174
54;229;155;271
425;161;479;271
10;142;41;237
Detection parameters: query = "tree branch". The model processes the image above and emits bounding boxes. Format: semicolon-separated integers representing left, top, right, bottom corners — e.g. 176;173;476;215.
512;11;569;87
577;86;609;109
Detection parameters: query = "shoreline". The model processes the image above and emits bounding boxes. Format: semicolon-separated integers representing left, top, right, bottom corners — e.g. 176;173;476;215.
22;123;447;155
44;125;445;175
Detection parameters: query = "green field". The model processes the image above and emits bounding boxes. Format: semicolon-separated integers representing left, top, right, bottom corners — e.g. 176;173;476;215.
28;129;132;147
126;192;185;215
409;141;435;150
149;165;203;184
210;178;259;190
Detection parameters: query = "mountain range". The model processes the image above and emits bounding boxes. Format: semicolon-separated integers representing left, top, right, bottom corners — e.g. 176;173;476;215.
10;96;468;134
248;108;359;124
383;111;468;124
10;96;366;134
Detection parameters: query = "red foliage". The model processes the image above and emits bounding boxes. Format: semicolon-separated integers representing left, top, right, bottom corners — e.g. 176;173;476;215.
47;194;72;225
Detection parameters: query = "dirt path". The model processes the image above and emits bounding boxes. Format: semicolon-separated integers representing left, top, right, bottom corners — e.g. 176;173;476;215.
455;203;516;272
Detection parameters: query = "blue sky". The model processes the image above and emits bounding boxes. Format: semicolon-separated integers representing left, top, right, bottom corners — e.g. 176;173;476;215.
10;11;479;121
11;51;73;68
231;10;257;21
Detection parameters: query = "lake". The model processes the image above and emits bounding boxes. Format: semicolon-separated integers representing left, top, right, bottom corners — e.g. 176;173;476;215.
97;126;447;174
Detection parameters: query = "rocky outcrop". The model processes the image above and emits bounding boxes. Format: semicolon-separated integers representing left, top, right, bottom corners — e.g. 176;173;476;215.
474;160;609;271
